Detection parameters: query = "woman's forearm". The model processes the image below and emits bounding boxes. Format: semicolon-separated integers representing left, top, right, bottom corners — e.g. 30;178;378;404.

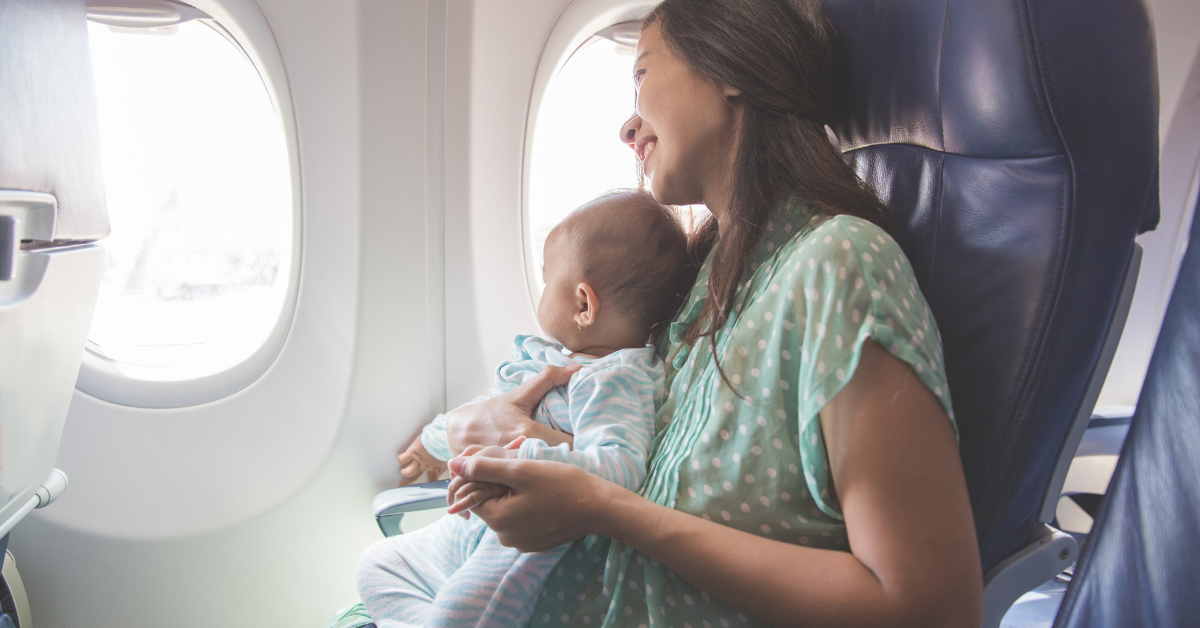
594;484;958;628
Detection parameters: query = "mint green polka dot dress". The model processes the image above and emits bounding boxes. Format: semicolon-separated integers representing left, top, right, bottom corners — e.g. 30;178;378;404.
529;196;956;627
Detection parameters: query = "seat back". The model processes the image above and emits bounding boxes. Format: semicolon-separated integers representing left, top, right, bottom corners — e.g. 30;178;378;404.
1053;193;1200;628
823;0;1159;572
0;0;108;536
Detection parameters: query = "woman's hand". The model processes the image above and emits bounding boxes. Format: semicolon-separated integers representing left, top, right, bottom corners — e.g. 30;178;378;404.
446;454;620;552
444;364;580;456
397;438;447;486
445;437;525;517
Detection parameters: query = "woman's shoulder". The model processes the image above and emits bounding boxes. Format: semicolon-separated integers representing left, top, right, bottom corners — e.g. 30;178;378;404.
764;213;936;362
775;214;909;289
787;214;898;258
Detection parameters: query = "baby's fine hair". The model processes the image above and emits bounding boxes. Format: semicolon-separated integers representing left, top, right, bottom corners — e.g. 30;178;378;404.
559;190;699;335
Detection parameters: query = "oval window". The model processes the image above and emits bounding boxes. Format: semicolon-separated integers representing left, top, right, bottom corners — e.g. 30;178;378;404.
84;18;293;384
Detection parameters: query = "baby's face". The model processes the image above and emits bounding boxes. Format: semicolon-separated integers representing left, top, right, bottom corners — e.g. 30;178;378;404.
537;228;582;349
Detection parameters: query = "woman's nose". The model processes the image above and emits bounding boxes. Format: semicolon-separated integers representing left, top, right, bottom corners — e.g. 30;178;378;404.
619;113;641;149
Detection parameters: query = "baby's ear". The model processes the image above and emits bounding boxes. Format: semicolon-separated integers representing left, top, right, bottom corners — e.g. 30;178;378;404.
574;282;601;327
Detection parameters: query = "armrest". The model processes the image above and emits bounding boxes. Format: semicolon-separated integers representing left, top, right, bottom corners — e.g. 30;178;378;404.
372;480;450;537
981;523;1078;628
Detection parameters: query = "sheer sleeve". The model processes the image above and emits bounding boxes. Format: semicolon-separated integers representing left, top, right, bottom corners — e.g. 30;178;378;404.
786;216;955;518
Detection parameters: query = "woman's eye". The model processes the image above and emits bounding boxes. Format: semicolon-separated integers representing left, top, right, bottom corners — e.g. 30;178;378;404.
633;69;645;86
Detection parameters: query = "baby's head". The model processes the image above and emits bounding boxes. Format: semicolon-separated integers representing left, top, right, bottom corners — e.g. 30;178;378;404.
539;190;696;355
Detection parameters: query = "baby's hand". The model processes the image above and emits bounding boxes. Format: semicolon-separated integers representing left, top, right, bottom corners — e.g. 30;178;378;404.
446;481;509;518
398;437;447;486
446;438;524;518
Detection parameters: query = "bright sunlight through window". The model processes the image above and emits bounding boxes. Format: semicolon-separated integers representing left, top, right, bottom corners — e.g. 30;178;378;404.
528;36;642;291
85;20;293;382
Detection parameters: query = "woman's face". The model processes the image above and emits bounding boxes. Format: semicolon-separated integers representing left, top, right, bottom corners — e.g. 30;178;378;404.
620;22;741;213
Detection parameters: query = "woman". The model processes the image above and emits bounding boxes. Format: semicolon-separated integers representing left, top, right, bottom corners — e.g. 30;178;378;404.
443;0;983;625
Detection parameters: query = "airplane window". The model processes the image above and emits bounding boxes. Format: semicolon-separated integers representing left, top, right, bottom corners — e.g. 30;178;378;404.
83;19;293;383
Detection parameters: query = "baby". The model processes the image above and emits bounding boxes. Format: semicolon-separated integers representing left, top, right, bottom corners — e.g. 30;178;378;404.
355;190;697;628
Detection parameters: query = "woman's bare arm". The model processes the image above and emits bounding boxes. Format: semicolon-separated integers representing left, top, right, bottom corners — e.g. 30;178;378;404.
454;341;981;628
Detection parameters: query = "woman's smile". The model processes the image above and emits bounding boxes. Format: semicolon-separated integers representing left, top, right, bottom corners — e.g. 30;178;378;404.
637;137;658;170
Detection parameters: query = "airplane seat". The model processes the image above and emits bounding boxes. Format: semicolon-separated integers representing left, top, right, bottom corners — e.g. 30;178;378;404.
372;0;1159;625
0;0;110;624
1051;192;1200;628
822;0;1158;624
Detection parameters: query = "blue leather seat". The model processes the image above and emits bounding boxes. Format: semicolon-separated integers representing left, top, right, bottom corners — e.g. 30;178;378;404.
823;0;1158;622
1053;193;1200;627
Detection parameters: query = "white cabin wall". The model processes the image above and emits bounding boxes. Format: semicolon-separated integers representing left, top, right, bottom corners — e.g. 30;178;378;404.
443;0;574;407
346;0;445;486
1097;0;1200;408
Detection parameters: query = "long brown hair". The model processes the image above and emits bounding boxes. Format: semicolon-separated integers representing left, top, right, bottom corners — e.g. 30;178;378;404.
643;0;890;356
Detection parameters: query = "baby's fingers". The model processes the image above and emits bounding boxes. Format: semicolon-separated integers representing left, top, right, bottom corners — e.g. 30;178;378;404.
447;486;501;516
451;481;488;504
446;475;471;505
447;481;500;514
447;490;483;516
398;461;423;485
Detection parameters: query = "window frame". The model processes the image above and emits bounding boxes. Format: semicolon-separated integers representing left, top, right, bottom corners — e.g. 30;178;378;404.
75;0;303;408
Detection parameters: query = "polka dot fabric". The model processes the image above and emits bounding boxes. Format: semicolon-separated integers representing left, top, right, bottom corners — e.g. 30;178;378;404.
529;197;955;627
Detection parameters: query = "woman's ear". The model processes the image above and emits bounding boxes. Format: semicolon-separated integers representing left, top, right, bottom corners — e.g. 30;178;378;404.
574;282;601;328
721;84;742;98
